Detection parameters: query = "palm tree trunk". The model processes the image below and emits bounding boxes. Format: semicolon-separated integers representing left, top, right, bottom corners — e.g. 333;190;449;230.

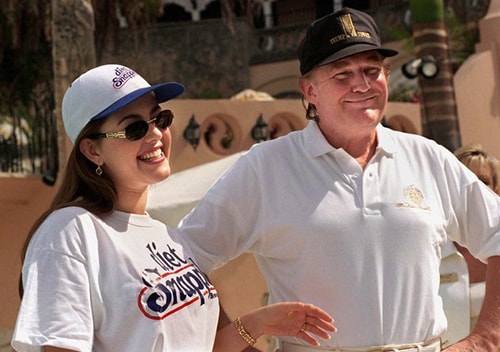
51;0;96;174
410;0;462;151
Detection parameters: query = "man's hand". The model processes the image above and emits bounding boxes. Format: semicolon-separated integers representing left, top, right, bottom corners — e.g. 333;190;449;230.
445;256;500;351
443;334;496;351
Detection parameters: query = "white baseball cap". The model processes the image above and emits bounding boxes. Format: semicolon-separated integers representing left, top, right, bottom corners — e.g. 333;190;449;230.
62;64;185;142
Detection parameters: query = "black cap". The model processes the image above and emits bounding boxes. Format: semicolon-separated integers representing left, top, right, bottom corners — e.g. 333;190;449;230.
298;7;398;75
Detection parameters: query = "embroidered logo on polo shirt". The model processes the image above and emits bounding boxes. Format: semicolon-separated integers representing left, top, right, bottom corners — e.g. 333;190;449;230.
138;241;217;320
330;14;371;44
397;184;431;211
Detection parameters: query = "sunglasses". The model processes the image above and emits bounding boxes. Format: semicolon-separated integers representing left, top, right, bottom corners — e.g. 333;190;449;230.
89;109;174;141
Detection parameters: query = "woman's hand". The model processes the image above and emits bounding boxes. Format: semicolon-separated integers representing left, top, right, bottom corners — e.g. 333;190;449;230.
241;302;336;346
213;302;336;351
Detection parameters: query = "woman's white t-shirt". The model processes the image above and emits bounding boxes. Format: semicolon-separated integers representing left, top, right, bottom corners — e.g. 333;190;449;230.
12;207;219;352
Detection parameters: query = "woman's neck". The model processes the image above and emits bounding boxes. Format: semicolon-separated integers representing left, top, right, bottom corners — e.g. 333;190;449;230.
114;186;149;214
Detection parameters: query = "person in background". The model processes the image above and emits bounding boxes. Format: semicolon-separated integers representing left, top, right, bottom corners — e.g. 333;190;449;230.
175;7;500;352
11;64;335;352
439;144;500;347
454;143;499;195
453;143;500;284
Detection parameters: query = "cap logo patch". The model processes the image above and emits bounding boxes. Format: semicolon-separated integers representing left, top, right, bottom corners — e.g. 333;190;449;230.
112;66;137;89
329;14;371;44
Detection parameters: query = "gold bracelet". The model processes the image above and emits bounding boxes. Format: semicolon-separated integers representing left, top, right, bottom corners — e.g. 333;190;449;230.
234;317;257;346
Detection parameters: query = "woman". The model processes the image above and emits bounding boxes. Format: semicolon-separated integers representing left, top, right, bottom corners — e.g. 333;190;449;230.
11;64;335;352
454;143;499;195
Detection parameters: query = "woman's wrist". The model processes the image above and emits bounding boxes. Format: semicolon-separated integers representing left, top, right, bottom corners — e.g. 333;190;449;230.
233;317;257;346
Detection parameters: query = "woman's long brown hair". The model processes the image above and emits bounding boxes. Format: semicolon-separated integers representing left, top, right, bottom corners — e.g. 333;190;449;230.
19;119;118;297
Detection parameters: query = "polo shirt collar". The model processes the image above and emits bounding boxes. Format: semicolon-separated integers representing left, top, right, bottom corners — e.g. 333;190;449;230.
303;120;335;158
303;121;397;158
376;124;397;156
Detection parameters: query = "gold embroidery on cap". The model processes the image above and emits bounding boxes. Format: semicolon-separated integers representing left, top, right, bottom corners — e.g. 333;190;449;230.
341;14;357;37
329;14;372;44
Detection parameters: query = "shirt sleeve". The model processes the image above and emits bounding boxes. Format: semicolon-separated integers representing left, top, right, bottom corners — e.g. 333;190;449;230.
443;149;500;262
177;153;263;274
11;210;94;352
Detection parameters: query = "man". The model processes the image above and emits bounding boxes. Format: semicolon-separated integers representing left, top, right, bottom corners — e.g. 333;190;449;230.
176;8;500;351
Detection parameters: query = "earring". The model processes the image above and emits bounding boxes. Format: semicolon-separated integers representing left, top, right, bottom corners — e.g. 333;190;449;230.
95;165;103;176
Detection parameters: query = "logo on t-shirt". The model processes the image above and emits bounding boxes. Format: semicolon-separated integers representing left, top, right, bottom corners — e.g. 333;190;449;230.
138;241;217;320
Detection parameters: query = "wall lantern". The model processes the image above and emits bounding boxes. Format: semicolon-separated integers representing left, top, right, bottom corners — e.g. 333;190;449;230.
251;114;269;143
401;55;440;79
183;115;201;150
42;167;58;186
42;128;59;186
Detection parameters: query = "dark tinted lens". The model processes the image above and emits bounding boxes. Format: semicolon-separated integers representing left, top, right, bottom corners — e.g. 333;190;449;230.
124;120;149;141
154;110;174;129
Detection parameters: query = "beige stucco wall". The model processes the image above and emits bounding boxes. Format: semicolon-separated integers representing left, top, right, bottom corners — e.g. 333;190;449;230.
0;178;57;329
165;99;307;172
454;51;500;160
454;1;500;160
249;60;301;97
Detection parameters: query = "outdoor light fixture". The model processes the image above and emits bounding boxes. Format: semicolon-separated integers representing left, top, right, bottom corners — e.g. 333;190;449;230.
183;115;201;150
251;114;269;143
42;131;59;186
401;55;440;79
42;167;58;186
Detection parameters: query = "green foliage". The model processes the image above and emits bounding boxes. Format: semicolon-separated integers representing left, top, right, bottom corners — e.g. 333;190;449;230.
200;90;223;99
410;0;444;23
389;84;420;103
401;1;480;74
385;25;412;42
444;6;480;67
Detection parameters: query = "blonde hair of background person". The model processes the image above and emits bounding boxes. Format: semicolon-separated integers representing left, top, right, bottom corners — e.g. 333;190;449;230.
453;144;500;284
11;64;335;352
454;143;500;195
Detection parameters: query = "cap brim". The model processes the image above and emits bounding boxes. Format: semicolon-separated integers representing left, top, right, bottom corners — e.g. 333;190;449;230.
318;44;398;68
91;82;184;121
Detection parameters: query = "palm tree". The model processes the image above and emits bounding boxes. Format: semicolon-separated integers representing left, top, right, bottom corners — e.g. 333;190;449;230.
51;0;97;172
409;0;462;151
1;0;159;177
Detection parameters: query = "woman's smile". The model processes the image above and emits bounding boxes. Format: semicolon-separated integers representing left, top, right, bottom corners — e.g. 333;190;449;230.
138;147;165;162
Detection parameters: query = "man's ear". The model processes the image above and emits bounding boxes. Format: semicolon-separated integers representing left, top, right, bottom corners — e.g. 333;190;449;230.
79;138;102;166
299;77;317;102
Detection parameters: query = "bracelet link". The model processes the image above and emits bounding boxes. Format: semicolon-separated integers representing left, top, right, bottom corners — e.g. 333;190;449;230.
234;317;257;346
